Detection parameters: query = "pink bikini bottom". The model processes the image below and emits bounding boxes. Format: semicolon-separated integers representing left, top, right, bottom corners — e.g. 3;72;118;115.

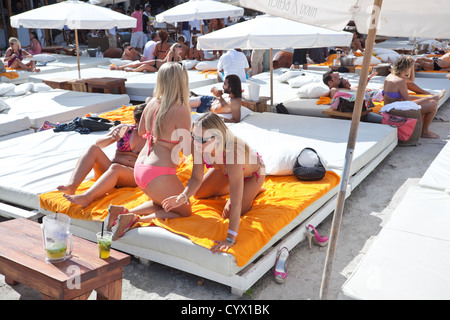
134;161;177;190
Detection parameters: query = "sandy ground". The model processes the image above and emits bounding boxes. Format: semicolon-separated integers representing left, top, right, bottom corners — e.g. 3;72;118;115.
0;99;449;302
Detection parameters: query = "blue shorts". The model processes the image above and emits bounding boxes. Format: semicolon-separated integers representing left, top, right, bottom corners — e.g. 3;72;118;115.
197;96;216;113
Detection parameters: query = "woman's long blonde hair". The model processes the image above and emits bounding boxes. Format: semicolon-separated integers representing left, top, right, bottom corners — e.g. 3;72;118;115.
152;62;190;138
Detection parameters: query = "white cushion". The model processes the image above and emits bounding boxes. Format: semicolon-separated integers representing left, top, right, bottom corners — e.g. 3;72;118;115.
355;56;381;66
377;52;400;63
32;54;57;62
31;83;52;93
0;99;10;112
219;106;253;121
182;59;199;70
195;60;218;71
296;83;330;98
288;74;320;88
0;83;15;96
277;70;303;83
110;58;134;66
4;83;33;96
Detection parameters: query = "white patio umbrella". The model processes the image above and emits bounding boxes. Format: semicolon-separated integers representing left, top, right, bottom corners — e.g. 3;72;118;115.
10;0;136;79
197;14;352;106
239;0;450;300
155;0;244;23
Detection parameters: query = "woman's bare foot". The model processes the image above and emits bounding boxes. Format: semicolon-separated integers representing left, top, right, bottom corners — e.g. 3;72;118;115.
57;184;77;195
106;205;128;231
421;131;440;139
112;213;138;241
62;193;92;208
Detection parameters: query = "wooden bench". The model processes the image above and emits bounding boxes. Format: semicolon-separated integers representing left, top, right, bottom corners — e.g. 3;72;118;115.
241;96;271;113
83;77;127;95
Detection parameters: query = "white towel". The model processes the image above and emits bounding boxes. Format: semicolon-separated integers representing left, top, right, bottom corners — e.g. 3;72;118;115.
380;101;421;113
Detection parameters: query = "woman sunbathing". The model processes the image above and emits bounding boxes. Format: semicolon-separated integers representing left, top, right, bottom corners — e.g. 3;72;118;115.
58;104;146;207
153;29;171;69
106;62;193;240
162;112;266;253
383;56;444;139
4;37;40;72
415;52;450;72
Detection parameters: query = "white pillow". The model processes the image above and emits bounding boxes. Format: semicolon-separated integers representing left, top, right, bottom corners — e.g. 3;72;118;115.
182;59;199;70
31;83;52;92
195;60;218;71
355;55;381;66
296;83;329;98
4;83;33;96
0;99;10;112
372;48;398;55
377;52;400;63
219;106;253;121
110;58;134;66
277;70;303;83
287;74;320;88
0;83;15;96
32;54;57;63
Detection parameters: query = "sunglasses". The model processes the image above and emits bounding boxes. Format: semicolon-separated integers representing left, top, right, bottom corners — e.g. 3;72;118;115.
191;133;214;144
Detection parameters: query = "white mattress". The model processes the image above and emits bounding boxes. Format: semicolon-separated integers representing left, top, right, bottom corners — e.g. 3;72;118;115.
0;128;34;141
1;55;110;84
283;73;450;117
341;186;450;300
0;111;396;280
0;129;116;209
415;71;450;79
2;89;130;129
419;140;450;192
29;67;218;102
237;112;397;178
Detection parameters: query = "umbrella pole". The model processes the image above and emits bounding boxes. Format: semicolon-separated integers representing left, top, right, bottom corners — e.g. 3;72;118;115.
270;48;273;109
75;28;81;79
319;0;383;300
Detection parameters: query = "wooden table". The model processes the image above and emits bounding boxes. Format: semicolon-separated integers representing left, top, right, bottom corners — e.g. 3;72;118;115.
0;218;130;300
42;78;73;90
83;77;127;94
322;107;373;120
241;96;271;112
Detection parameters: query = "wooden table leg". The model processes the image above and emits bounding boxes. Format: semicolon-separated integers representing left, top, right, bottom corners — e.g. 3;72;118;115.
5;276;18;286
96;277;123;300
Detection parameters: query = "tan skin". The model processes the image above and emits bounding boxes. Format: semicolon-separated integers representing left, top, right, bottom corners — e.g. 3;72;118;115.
383;59;444;139
108;98;192;239
209;79;242;123
121;45;142;61
4;42;39;72
162;127;265;253
154;39;171;69
58;119;146;208
415;53;450;72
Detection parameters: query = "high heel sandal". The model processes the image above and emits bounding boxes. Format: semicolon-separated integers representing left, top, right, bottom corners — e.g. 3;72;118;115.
305;224;329;249
106;205;128;232
273;247;290;284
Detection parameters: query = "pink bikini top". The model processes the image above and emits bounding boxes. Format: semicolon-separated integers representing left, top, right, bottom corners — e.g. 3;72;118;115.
144;102;180;155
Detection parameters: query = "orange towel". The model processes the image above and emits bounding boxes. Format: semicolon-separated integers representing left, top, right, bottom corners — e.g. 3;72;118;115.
39;156;340;267
316;96;332;105
0;71;19;79
98;105;136;124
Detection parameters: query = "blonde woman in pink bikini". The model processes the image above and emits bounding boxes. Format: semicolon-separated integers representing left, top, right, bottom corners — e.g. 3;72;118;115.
108;62;193;240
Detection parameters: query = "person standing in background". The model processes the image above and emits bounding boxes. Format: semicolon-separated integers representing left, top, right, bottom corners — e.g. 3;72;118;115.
130;4;146;53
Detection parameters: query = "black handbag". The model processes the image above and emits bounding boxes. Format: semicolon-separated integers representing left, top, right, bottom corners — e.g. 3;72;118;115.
79;116;120;132
293;148;326;181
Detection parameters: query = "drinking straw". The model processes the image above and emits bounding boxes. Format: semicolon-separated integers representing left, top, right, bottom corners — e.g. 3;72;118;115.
101;221;104;237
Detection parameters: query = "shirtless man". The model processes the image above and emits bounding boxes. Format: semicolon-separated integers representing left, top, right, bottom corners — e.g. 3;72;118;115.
189;74;243;123
415;52;450;72
121;42;142;61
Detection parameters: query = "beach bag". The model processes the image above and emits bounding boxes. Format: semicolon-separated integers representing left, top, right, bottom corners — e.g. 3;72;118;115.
387;109;422;146
275;103;289;114
293;148;326;181
382;113;418;143
79;116;120;132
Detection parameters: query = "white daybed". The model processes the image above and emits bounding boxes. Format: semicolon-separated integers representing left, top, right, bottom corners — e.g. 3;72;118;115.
0;110;397;294
340;140;450;299
1;88;130;130
29;67;219;101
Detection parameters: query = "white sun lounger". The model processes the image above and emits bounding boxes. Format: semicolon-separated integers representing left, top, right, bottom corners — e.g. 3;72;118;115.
341;140;450;299
1;88;130;132
0;111;397;294
29;67;218;101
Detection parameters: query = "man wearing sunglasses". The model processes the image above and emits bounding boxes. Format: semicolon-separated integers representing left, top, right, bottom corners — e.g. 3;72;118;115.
189;74;243;123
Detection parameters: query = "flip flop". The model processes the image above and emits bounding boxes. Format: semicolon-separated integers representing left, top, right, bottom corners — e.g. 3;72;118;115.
111;214;139;241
